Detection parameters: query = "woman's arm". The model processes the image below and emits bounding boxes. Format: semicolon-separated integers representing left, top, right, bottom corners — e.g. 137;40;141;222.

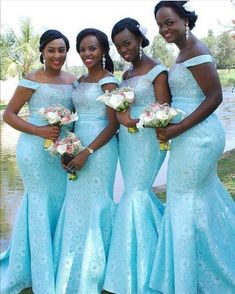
157;62;222;142
153;71;172;104
116;107;139;128
66;83;119;171
3;86;60;140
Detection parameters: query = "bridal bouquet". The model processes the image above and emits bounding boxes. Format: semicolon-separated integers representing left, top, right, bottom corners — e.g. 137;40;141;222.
97;87;137;132
47;132;85;180
38;104;78;149
96;87;135;112
137;103;184;150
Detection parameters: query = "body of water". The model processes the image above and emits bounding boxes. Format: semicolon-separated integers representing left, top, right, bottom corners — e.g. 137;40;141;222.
1;87;235;251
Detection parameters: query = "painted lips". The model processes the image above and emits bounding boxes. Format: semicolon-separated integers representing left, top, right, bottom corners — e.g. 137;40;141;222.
123;54;131;61
84;58;93;65
52;60;62;66
164;33;173;41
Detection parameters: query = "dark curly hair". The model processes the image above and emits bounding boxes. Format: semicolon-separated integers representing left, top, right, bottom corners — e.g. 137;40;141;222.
154;1;198;30
111;17;149;48
76;28;114;73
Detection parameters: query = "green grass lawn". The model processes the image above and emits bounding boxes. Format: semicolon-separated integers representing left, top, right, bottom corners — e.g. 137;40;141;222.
217;149;235;200
217;68;235;87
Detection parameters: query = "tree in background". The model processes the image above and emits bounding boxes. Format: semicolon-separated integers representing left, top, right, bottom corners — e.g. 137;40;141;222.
201;29;235;70
216;32;235;70
201;29;219;58
214;0;235;69
0;29;16;80
1;18;40;80
149;34;175;68
113;58;126;72
228;0;235;39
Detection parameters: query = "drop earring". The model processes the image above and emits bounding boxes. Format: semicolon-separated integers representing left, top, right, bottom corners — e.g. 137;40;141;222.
102;54;106;70
43;56;47;71
139;45;143;59
185;23;190;40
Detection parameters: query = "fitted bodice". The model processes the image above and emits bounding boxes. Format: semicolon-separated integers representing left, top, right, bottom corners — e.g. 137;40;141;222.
71;76;119;146
18;79;75;125
121;64;167;118
169;54;214;104
72;76;119;122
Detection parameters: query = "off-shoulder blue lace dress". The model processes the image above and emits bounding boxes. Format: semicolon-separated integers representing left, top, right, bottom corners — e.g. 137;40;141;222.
53;77;119;294
149;55;235;294
104;65;167;294
0;79;75;294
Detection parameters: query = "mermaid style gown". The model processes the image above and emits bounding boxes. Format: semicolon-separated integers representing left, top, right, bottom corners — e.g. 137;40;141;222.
0;79;75;294
53;77;119;294
149;55;235;293
104;65;167;294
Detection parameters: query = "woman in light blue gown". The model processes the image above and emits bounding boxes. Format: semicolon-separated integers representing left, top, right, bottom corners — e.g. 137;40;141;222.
149;2;235;293
103;18;171;294
53;28;119;294
0;30;76;294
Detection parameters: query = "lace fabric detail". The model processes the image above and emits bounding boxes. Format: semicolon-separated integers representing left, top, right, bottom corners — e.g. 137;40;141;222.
122;64;168;118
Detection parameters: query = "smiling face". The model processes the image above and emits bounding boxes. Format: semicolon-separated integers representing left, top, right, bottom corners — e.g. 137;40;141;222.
113;28;140;63
155;7;187;44
43;38;67;70
78;35;103;69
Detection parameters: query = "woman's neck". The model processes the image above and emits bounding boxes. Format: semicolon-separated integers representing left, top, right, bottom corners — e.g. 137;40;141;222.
131;53;148;69
176;33;197;52
84;67;108;82
88;66;104;76
44;67;61;77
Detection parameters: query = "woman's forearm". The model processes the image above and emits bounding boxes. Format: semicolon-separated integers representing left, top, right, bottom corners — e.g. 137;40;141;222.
3;110;39;135
86;123;119;152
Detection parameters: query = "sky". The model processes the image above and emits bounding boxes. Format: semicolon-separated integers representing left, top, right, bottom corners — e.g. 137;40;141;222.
1;0;235;66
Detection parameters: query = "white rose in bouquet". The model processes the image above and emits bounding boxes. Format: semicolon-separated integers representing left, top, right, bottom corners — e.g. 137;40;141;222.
137;102;185;150
96;87;135;112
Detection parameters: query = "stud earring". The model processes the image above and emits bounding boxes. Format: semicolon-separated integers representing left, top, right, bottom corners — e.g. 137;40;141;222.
102;54;106;70
139;45;143;59
185;23;190;40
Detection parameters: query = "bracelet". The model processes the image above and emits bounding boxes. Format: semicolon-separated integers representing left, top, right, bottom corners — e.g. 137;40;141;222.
86;147;94;154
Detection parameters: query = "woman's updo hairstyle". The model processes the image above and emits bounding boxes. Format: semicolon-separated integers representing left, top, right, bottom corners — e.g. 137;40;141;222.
76;28;114;73
154;1;198;30
111;17;149;48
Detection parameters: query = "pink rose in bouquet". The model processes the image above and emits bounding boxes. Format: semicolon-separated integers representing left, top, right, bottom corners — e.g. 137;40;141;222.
137;102;184;150
48;132;85;180
38;104;78;149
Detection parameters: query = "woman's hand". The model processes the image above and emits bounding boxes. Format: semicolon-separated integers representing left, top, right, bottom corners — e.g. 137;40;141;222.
37;125;60;140
116;108;139;128
66;149;90;172
156;123;182;142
